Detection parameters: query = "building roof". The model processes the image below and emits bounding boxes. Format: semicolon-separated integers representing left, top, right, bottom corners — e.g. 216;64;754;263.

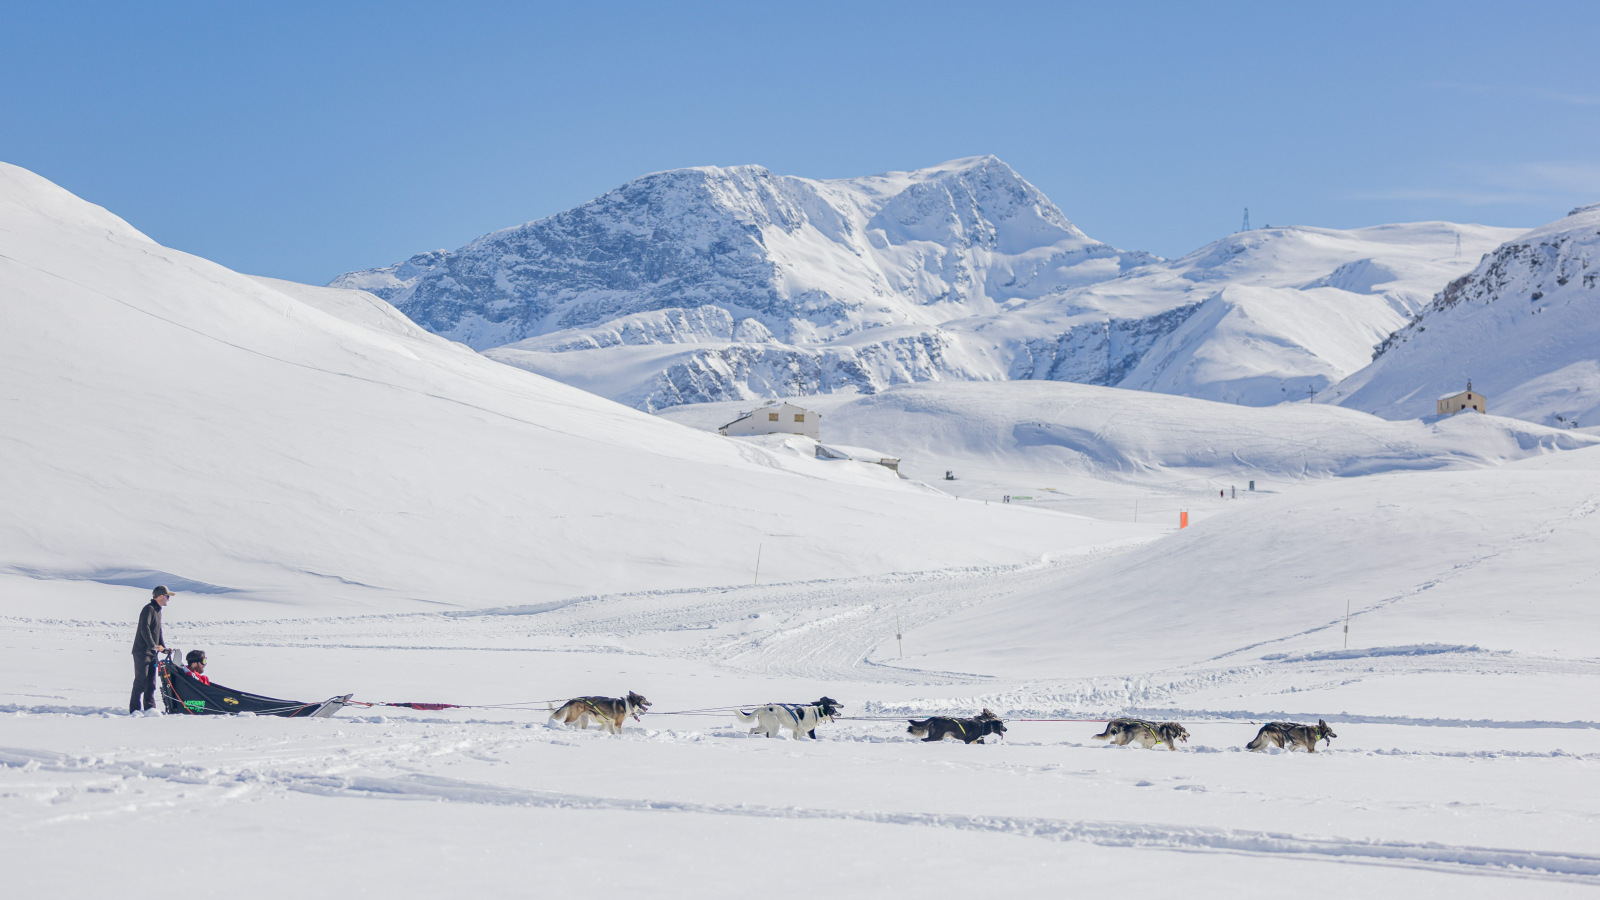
719;400;818;431
1438;389;1478;401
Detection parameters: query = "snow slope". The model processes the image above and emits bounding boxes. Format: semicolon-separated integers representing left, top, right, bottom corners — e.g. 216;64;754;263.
913;445;1600;684
0;161;1146;614
484;217;1518;410
8;441;1600;897
949;222;1523;406
1330;203;1600;427
656;381;1598;488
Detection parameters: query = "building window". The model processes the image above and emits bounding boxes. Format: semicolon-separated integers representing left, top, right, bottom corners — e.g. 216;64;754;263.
768;413;779;421
794;414;805;422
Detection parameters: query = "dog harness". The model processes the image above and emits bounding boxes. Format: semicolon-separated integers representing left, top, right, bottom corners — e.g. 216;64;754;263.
1125;719;1164;746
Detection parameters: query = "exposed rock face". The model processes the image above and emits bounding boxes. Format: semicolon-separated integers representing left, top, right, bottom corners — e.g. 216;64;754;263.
1009;304;1204;385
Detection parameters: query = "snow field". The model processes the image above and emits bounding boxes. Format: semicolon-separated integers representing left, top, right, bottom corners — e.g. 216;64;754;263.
7;675;1600;897
5;161;1600;896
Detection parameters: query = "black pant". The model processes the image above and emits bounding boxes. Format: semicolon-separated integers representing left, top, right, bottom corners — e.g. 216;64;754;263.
130;656;157;713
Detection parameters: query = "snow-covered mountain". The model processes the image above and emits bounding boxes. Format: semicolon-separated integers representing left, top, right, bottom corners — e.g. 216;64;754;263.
1329;204;1600;427
973;221;1523;406
0;161;1142;613
333;156;1154;349
333;156;1518;413
484;220;1517;410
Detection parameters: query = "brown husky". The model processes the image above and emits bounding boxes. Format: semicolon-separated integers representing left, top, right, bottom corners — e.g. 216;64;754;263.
1246;719;1336;753
549;692;651;734
1092;717;1190;750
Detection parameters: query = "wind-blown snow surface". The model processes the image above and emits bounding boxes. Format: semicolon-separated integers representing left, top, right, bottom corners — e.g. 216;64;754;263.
0;161;1142;614
482;214;1518;410
1331;203;1600;427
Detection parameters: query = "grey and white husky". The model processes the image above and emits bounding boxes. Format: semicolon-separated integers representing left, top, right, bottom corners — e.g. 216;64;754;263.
1246;719;1335;753
548;692;651;734
1092;718;1190;750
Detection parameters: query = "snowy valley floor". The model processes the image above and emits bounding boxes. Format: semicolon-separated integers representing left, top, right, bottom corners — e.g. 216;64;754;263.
5;557;1600;898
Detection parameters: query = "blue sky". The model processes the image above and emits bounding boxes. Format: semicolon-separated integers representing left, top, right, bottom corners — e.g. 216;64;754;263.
3;1;1597;284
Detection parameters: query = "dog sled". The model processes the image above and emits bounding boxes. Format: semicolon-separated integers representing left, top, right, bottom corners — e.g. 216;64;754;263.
156;656;351;718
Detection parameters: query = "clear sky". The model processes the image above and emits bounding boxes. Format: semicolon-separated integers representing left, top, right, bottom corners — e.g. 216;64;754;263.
3;1;1597;285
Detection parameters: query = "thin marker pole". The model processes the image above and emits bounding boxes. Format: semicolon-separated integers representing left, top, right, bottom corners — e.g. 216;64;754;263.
1343;599;1350;648
896;615;904;659
753;543;762;585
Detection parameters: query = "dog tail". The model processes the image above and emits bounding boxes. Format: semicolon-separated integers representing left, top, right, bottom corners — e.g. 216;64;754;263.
1245;725;1271;752
547;700;571;727
732;708;760;725
1090;723;1115;741
907;718;931;738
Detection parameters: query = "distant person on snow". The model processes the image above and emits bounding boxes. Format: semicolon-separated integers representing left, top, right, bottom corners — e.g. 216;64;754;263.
185;649;210;685
130;586;174;713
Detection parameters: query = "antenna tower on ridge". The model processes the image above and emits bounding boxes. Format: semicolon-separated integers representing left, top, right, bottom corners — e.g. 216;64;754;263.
1241;207;1251;232
1454;233;1462;258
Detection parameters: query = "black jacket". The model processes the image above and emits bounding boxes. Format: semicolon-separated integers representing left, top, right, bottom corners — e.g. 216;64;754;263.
132;600;164;660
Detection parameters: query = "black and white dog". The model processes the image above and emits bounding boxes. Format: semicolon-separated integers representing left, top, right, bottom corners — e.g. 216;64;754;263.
734;697;842;739
907;709;1006;744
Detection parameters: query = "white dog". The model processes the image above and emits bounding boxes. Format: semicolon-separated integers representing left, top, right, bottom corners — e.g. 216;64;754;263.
733;697;841;739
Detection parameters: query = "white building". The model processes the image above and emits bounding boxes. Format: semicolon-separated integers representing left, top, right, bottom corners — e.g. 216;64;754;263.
1436;383;1487;416
719;401;820;439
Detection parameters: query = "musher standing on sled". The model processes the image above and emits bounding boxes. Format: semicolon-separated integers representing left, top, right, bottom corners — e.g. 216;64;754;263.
129;586;172;714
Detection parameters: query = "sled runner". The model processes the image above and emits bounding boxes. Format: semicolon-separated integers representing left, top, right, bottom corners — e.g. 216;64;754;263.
157;656;351;718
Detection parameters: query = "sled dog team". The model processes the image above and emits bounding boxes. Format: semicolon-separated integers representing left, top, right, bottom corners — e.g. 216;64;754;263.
547;692;1338;752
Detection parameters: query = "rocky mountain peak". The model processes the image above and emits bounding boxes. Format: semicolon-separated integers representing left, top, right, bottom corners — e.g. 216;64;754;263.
330;157;1148;350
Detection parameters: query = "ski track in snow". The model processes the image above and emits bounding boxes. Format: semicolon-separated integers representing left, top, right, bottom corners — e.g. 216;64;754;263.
38;553;1122;687
6;720;1600;884
302;776;1600;883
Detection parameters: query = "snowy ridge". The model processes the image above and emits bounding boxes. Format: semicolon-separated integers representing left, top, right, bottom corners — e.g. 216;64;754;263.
955;221;1524;406
1332;203;1600;425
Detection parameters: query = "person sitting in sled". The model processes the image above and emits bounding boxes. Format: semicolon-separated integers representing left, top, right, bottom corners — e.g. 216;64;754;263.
184;649;211;685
